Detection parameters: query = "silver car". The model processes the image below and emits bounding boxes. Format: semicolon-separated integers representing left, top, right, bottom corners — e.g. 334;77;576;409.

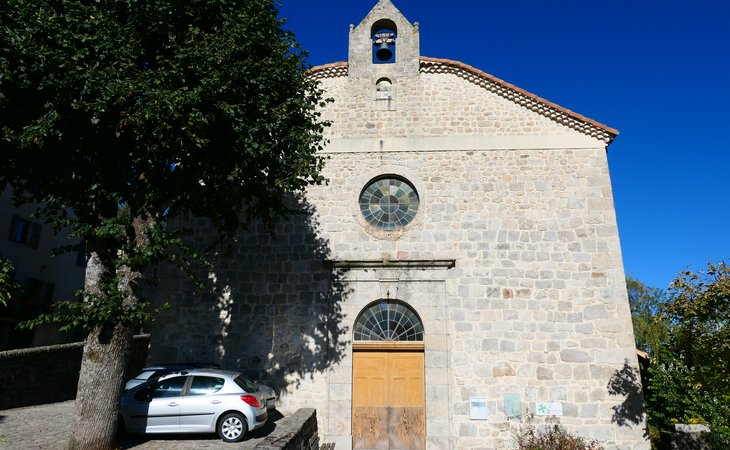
125;364;276;412
119;368;268;442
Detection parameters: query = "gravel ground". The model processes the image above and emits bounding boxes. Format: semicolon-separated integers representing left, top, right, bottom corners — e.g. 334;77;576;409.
0;401;276;449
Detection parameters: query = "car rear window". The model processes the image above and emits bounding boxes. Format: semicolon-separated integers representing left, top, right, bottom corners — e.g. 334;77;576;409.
134;370;157;380
233;375;259;393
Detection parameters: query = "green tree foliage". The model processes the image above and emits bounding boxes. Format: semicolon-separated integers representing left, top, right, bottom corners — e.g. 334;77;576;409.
662;262;730;393
626;276;669;356
0;255;18;306
637;263;730;448
1;1;328;448
645;357;730;445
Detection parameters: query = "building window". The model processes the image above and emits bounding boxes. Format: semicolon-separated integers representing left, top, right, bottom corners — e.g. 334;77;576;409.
354;300;424;342
376;78;393;99
359;176;419;230
8;214;41;249
24;278;55;304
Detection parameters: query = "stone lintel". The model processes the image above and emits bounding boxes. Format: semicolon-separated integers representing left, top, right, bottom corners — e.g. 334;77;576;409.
322;134;605;154
326;259;455;270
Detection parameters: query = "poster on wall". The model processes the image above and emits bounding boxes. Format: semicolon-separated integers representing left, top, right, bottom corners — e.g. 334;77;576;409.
470;397;488;420
535;402;563;416
503;394;521;417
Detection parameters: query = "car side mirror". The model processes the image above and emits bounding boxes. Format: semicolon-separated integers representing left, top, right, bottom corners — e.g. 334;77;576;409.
134;387;153;403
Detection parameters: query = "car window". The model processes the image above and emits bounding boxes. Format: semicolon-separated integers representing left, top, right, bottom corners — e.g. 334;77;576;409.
233;375;259;393
150;376;187;399
189;376;225;396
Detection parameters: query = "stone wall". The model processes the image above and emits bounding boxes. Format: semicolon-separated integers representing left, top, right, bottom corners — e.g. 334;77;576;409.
0;335;149;410
660;424;711;450
148;201;347;431
317;71;573;140
149;143;646;449
146;2;647;448
307;146;644;449
254;408;319;450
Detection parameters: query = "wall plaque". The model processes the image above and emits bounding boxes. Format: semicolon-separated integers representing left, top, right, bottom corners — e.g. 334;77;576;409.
503;394;521;417
469;397;488;420
536;402;563;416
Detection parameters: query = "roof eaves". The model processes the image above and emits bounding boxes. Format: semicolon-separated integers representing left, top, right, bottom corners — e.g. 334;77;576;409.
307;61;348;79
420;57;618;145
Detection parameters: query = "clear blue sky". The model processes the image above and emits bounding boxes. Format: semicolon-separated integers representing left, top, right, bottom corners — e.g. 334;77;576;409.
278;0;730;290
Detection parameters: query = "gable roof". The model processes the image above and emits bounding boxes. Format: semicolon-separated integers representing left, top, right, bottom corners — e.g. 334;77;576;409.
308;58;618;145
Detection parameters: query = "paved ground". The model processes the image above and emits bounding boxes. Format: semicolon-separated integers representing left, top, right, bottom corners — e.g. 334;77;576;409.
0;401;277;449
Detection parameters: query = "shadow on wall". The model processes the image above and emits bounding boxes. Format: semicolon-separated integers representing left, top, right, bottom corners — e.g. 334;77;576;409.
608;359;648;438
147;193;351;396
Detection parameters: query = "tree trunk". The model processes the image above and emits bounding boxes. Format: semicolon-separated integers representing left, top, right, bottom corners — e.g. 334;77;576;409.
67;252;133;450
67;322;132;449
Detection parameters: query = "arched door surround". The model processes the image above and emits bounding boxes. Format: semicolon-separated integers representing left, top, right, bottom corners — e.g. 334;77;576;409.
352;300;425;450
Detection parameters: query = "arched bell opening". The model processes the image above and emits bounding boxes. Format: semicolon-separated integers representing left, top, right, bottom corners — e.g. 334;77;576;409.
371;19;397;64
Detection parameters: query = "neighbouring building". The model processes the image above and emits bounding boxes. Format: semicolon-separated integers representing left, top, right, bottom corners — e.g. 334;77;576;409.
148;1;648;448
0;185;85;349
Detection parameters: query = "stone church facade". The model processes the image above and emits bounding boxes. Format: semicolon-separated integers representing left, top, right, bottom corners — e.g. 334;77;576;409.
148;1;648;448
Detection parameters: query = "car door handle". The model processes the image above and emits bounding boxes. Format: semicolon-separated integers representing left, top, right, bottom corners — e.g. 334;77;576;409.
211;400;222;404
167;402;179;407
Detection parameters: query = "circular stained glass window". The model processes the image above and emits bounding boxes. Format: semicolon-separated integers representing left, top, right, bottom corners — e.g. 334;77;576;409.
359;177;419;230
354;300;424;342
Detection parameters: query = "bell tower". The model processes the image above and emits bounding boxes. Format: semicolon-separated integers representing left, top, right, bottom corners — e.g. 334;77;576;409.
348;0;420;80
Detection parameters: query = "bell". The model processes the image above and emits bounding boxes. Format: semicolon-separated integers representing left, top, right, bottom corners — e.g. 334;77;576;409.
375;42;393;61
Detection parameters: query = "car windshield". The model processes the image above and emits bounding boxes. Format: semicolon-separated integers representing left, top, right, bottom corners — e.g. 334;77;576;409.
233;375;259;393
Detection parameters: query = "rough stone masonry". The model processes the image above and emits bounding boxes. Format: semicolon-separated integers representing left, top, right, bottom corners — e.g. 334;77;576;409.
148;1;648;448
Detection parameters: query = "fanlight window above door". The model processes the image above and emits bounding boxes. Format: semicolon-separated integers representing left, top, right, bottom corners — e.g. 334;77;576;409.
354;300;424;342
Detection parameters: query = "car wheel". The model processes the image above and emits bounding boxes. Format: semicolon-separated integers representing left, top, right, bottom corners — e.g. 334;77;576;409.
217;412;248;442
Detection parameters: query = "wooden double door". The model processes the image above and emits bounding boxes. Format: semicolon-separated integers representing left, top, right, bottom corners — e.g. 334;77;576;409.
352;350;425;449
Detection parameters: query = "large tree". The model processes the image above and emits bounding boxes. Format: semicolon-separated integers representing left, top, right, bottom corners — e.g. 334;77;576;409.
0;1;328;448
635;263;730;448
626;276;669;356
661;262;730;396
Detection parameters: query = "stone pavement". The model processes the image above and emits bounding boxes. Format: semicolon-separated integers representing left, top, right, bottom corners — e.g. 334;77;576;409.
0;401;273;449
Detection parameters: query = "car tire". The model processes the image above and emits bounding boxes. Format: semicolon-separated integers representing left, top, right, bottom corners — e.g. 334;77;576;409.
217;412;248;442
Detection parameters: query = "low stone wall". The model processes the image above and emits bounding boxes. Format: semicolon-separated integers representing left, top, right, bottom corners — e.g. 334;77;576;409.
254;408;320;450
0;334;149;410
660;424;710;450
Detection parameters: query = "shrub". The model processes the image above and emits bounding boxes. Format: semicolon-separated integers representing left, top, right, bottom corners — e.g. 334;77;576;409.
511;414;604;450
